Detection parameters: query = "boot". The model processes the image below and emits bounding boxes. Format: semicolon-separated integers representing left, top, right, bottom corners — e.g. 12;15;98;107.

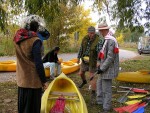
78;80;87;88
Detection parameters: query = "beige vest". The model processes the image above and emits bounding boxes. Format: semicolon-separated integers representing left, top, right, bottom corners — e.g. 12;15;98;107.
14;37;42;88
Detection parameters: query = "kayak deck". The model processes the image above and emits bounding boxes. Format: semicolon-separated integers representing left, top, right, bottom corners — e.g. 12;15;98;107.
116;70;150;83
0;60;16;72
41;73;88;113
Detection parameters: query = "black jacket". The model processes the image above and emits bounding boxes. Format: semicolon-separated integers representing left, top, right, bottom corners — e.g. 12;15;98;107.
43;50;58;63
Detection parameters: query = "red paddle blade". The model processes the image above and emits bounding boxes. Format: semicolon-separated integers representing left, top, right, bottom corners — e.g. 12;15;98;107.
114;104;140;113
132;89;148;93
114;102;146;113
114;106;126;113
122;102;145;113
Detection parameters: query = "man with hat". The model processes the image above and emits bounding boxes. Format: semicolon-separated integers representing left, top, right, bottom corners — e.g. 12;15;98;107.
77;26;103;103
97;23;119;112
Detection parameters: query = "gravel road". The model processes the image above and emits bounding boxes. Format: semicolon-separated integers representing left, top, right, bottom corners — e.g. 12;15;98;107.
0;49;138;82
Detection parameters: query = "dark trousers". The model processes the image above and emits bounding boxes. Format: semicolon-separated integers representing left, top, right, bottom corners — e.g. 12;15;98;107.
18;87;42;113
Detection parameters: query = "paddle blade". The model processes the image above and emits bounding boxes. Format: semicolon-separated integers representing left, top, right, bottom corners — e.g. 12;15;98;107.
122;102;145;113
133;107;145;113
132;89;148;93
114;106;126;113
125;100;142;105
128;95;146;99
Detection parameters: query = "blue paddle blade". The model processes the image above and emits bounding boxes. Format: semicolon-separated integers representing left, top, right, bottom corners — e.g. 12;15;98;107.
133;107;145;113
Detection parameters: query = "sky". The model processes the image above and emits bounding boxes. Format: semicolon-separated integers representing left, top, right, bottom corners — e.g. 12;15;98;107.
82;1;113;30
82;1;99;23
82;0;148;33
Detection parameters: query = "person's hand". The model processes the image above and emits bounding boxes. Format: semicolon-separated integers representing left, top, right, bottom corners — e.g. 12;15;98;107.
96;62;100;68
43;82;49;90
97;69;103;74
77;58;80;64
57;61;61;65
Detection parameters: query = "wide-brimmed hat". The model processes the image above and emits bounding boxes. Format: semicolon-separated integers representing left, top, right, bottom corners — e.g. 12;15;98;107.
97;23;110;30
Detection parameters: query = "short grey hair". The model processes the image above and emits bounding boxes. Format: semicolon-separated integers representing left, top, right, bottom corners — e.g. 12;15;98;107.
88;26;95;33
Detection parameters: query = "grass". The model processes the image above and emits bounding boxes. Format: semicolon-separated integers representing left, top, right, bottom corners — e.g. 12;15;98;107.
1;55;150;113
120;55;150;72
0;82;17;113
0;38;79;56
0;38;15;56
119;42;137;52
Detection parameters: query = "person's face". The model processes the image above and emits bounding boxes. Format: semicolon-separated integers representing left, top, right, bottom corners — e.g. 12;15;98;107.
99;30;105;38
99;29;108;38
88;32;95;39
55;50;59;54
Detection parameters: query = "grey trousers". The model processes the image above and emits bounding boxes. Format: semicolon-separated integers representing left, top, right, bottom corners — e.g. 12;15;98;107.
96;77;112;110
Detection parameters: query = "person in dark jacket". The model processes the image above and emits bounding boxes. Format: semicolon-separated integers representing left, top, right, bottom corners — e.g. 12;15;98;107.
13;15;49;113
43;47;61;79
77;26;103;104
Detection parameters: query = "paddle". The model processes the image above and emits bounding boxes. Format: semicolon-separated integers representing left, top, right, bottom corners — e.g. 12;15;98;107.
125;94;150;105
128;93;150;99
128;95;147;99
133;106;145;113
125;99;142;105
119;86;149;93
114;102;145;113
114;98;150;113
123;102;146;113
117;88;133;103
89;71;98;81
133;99;150;113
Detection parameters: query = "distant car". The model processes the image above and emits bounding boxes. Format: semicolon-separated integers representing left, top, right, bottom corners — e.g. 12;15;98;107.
138;37;150;55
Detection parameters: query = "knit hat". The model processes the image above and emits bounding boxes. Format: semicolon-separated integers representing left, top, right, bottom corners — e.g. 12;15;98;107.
21;15;46;31
88;26;95;32
54;46;60;51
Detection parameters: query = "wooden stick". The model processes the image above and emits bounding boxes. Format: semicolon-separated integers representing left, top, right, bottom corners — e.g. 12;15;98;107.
48;97;79;101
50;91;78;96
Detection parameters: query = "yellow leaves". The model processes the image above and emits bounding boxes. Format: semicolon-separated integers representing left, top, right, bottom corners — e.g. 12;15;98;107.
117;33;124;44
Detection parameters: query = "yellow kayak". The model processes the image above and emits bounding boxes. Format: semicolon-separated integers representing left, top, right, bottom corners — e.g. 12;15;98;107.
0;60;16;72
116;70;150;83
41;73;88;113
61;58;80;75
0;58;80;76
45;58;80;77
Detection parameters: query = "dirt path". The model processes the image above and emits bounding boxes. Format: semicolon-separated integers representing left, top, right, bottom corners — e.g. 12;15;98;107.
0;49;139;82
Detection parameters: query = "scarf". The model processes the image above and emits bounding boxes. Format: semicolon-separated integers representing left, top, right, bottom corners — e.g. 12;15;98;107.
14;29;37;44
37;28;50;42
98;31;119;59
